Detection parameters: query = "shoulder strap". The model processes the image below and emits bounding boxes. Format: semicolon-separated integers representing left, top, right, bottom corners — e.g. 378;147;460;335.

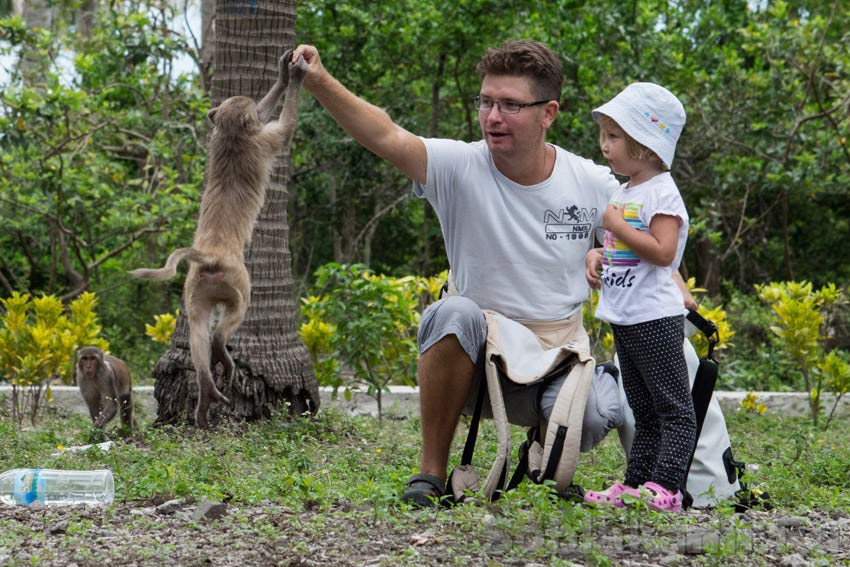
525;359;596;492
686;309;719;359
681;308;722;507
460;344;487;467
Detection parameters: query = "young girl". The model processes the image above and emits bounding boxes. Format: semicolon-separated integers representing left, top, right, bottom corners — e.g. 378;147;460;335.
583;83;695;512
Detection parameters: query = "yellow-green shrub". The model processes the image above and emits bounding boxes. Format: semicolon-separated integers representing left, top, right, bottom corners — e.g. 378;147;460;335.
0;291;108;425
756;281;847;427
146;310;178;344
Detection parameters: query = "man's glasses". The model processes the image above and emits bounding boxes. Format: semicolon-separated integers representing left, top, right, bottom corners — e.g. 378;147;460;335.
472;96;550;114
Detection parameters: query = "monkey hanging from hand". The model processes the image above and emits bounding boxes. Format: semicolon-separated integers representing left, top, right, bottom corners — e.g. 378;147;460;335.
130;51;307;428
75;346;137;430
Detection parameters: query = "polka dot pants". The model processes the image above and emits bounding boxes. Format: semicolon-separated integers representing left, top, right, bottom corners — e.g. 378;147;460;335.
612;315;696;493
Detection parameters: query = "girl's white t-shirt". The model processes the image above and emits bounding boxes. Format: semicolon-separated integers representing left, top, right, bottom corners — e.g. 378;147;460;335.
594;172;689;326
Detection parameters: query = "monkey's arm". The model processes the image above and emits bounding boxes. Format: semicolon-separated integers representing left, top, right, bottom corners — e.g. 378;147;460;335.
94;362;125;428
257;50;293;123
261;55;308;151
291;44;427;184
94;398;118;429
79;384;103;423
94;379;120;428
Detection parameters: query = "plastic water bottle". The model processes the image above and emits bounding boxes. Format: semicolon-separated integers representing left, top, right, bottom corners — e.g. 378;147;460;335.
0;469;114;506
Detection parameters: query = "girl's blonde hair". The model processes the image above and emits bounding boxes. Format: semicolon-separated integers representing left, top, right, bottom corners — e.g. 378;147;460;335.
598;114;665;168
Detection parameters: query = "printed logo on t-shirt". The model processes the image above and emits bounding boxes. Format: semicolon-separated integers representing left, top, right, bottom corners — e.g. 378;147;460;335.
601;201;645;288
543;203;596;241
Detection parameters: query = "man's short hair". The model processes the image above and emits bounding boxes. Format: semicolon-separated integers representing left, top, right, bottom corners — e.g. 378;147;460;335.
476;40;563;103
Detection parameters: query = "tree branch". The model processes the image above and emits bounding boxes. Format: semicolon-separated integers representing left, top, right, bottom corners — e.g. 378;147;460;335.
350;192;411;252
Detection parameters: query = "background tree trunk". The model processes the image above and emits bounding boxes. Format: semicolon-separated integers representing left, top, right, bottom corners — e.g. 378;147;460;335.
154;0;319;426
199;0;215;93
76;0;97;39
17;0;54;84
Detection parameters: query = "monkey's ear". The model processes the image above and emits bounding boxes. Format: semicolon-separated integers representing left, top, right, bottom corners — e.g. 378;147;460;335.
207;107;219;124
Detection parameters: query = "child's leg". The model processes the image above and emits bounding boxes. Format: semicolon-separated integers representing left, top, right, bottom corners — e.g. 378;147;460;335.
621;316;696;492
613;326;660;488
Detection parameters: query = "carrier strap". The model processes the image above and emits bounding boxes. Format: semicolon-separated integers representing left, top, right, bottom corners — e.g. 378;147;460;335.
686;309;720;359
506;429;536;492
681;308;722;504
541;425;568;482
460;344;488;467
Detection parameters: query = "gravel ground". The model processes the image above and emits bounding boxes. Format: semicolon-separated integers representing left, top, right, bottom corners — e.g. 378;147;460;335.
2;497;848;566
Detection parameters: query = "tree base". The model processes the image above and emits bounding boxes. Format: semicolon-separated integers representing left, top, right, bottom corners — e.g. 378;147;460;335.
153;345;319;427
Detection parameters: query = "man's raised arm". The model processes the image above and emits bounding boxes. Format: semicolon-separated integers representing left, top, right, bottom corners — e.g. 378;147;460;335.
292;45;428;185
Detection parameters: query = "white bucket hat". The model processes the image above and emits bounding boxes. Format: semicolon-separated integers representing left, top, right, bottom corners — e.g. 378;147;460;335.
592;82;686;169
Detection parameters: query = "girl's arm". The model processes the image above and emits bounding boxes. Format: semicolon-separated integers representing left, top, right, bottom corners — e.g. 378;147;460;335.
673;271;698;310
602;204;680;266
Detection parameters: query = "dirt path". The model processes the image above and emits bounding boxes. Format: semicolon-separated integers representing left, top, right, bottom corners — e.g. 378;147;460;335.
2;498;848;566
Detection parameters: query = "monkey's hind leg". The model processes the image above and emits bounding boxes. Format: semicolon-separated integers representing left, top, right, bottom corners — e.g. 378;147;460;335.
188;301;231;429
211;296;249;391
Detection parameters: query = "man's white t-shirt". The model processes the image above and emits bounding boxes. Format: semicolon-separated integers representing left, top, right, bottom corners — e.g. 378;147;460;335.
413;138;617;322
594;172;689;326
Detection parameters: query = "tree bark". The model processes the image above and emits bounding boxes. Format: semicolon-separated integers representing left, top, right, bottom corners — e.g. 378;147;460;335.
199;0;215;93
76;0;97;39
18;0;54;84
154;0;318;426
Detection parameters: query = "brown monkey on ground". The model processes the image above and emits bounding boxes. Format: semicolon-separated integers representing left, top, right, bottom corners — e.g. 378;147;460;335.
75;346;137;430
130;51;307;428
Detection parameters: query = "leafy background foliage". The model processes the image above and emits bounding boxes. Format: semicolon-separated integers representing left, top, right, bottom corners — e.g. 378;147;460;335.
0;1;848;402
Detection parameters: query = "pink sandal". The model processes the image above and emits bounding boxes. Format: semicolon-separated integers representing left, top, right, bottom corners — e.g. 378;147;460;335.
642;482;683;512
584;482;640;508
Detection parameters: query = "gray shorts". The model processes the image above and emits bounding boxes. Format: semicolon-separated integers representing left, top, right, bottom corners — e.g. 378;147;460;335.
418;296;624;449
417;296;556;428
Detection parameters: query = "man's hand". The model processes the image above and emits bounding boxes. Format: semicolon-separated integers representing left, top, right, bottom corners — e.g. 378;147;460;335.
585;248;603;290
291;44;329;90
602;204;627;234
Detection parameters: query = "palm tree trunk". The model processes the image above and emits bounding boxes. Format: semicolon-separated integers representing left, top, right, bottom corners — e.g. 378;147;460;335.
154;0;318;426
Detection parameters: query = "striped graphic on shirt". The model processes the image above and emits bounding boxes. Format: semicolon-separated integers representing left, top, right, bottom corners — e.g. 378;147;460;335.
603;201;645;268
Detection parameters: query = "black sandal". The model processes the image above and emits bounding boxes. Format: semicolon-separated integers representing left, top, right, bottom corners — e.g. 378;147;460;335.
401;473;446;508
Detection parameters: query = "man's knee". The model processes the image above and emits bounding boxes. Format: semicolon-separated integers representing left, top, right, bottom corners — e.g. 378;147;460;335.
418;296;486;364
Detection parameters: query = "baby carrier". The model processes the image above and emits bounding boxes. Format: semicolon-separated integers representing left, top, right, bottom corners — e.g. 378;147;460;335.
447;310;605;502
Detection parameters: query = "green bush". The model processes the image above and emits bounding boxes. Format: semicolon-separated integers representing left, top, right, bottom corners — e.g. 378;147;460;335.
299;264;441;419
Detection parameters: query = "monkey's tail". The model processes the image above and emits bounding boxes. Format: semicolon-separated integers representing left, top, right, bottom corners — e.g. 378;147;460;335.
129;248;214;281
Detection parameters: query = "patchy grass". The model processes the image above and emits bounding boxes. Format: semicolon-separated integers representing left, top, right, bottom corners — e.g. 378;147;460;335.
0;405;849;565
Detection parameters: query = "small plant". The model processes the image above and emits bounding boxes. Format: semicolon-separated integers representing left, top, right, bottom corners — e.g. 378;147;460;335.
146;310;178;344
301;263;422;419
0;291;108;425
583;290;613;362
416;269;448;309
297;306;342;396
740;391;767;415
814;350;850;429
755;281;847;427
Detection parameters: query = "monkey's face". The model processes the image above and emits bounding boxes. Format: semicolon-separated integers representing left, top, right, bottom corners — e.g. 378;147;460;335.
77;349;102;379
